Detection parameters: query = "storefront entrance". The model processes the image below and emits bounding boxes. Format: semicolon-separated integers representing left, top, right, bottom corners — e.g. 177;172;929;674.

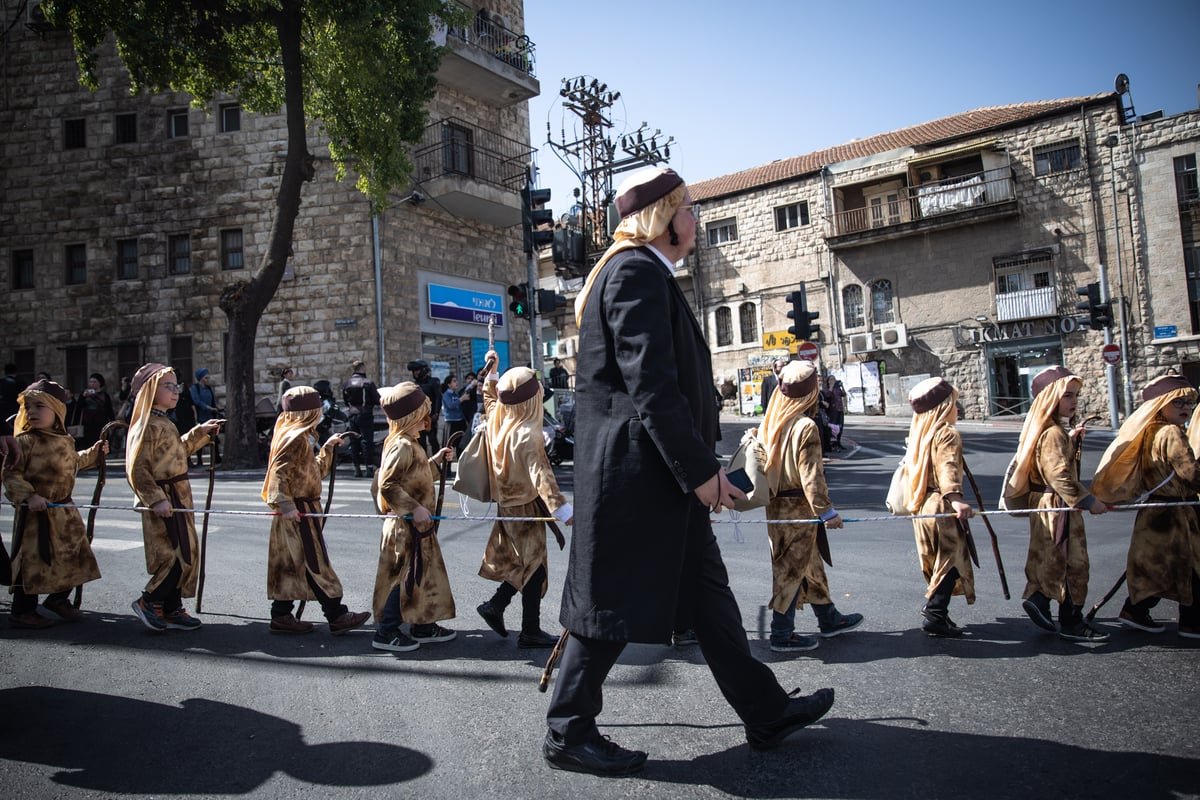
986;336;1063;417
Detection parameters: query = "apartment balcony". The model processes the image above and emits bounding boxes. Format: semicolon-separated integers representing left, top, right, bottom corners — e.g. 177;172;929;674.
435;4;540;107
995;285;1058;323
411;117;532;227
826;168;1018;250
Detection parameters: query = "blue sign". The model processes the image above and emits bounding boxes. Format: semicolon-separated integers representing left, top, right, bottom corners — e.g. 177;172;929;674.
1154;325;1178;339
471;339;509;373
427;283;504;327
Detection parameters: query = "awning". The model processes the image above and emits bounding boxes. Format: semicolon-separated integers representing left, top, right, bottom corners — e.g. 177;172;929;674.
907;139;999;167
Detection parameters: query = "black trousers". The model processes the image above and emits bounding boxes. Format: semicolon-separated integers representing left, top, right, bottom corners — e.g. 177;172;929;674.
271;572;347;622
348;413;376;468
546;512;790;745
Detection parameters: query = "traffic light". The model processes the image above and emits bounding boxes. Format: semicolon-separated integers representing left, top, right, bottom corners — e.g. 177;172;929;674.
786;285;820;341
508;283;530;320
551;227;585;268
537;288;568;314
1075;282;1113;329
521;185;554;254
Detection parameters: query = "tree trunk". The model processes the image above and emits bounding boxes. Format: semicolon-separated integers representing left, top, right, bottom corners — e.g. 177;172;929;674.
218;0;312;468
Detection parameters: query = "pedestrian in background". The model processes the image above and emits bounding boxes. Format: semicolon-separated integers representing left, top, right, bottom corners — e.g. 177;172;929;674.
342;360;380;478
0;363;19;435
825;376;847;451
79;373;115;448
189;368;221;465
409;360;442;456
440;374;466;449
276;367;295;412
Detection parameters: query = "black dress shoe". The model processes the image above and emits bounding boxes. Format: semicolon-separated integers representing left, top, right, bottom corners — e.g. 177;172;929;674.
745;687;835;750
921;608;963;638
518;629;557;648
476;601;508;638
543;730;647;777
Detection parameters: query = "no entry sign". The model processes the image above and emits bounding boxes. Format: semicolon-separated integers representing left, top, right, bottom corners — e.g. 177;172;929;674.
796;341;819;361
1101;343;1121;365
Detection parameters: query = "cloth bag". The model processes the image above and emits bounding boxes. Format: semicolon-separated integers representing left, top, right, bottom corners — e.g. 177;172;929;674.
452;429;492;502
727;428;770;511
998;454;1031;515
885;459;912;515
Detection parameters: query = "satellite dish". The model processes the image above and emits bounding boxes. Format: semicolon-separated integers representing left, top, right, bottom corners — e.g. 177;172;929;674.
1115;73;1129;94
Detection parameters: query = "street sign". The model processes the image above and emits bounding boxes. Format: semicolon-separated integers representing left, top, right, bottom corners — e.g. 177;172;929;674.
796;341;819;361
762;329;798;350
1101;343;1120;365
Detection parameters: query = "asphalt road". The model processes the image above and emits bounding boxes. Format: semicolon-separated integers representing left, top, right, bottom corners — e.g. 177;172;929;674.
1;417;1197;800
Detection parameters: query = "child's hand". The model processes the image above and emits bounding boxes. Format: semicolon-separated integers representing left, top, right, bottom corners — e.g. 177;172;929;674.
825;513;844;530
434;447;454;465
325;434;345;448
202;419;225;436
411;505;433;530
564;516;574;526
151;499;172;518
99;440;110;455
27;494;48;512
281;509;301;522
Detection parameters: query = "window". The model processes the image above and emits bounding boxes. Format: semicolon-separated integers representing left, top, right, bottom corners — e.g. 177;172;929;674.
1033;140;1081;176
870;279;895;325
169;337;193;389
115;238;138;280
12;249;34;290
114;113;137;144
842;284;865;328
715;306;733;347
65;243;87;285
168;108;189;138
774;202;810;231
995;253;1052;293
13;348;35;387
168;234;191;274
1175;154;1198;203
706;218;738;246
63;118;86;149
65;346;88;397
738;302;757;344
220;103;241;132
117;342;142;388
220;228;244;270
442;122;474;176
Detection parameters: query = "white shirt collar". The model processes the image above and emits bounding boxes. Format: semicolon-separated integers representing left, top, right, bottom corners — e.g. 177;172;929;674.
645;243;678;276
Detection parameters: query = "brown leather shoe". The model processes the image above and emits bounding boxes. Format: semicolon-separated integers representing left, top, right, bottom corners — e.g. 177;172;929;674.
270;613;315;635
329;610;371;635
43;598;83;623
10;612;55;630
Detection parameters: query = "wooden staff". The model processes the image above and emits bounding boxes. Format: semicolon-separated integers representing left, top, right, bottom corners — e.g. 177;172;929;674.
434;431;465;535
961;459;1010;599
298;431;359;620
194;439;218;613
73;419;127;607
538;629;571;693
1085;572;1125;623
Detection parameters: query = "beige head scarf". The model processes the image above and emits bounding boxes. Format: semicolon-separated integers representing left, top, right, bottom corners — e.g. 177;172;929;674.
574;167;686;327
125;363;176;488
1004;367;1081;500
380;382;430;455
260;386;323;502
14;380;70;437
1091;375;1197;503
902;377;959;514
487;367;543;483
758;361;820;491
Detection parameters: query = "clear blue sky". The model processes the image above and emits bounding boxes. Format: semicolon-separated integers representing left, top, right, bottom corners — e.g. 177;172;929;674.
523;0;1200;206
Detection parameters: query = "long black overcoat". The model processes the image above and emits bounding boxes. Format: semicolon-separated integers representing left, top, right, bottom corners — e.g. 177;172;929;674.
559;246;720;643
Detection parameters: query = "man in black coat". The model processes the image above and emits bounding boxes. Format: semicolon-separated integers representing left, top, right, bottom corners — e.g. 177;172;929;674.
543;168;834;777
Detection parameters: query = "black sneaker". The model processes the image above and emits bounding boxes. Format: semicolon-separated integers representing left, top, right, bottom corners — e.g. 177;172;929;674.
770;634;820;653
921;608;963;638
745;687;835;750
132;598;168;632
543;730;647;777
1059;621;1110;643
1119;607;1165;633
518;629;558;649
671;629;699;647
1022;594;1056;632
372;631;419;652
163;607;202;631
476;601;508;638
818;611;864;638
410;623;456;643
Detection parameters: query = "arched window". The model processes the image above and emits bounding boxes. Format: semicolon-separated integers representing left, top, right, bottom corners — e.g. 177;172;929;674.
739;302;757;344
870;279;895;325
715;306;733;346
842;284;865;329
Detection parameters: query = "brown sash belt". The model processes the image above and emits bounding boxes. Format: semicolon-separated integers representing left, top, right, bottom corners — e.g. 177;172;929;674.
156;473;193;565
404;520;434;596
13;494;72;565
295;497;328;575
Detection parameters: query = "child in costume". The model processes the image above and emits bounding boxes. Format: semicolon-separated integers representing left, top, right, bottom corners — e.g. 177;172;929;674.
1004;366;1109;642
125;363;220;631
262;385;370;636
475;354;573;648
371;382;456;652
4;380;105;628
757;361;861;653
1092;375;1200;639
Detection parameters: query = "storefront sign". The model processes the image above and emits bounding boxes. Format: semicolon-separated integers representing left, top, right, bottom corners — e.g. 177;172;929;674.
962;316;1081;345
762;329;798;351
427;283;505;327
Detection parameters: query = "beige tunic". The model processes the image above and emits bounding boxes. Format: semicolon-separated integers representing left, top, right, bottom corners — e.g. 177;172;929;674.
262;437;344;601
4;430;102;594
1125;423;1200;605
128;414;210;595
765;416;835;613
911;426;976;603
372;435;456;624
1022;425;1095;604
478;381;569;594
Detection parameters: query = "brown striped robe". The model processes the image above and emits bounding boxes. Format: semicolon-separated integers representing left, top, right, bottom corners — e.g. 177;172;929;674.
911;425;976;603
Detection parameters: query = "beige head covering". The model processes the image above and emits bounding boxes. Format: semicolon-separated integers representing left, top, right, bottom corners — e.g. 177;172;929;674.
901;377;960;514
125;363;176;488
1092;375;1197;503
379;382;431;466
14;380;70;436
487;367;543;482
1004;367;1081;500
758;361;820;491
573;167;687;327
260;386;324;502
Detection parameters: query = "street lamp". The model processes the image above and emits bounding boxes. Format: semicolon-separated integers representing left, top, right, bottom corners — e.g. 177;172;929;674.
1104;133;1136;418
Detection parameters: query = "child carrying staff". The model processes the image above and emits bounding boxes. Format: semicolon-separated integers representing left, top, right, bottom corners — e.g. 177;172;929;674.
371;382;457;652
475;354;573;649
1004;366;1109;642
262;385;370;636
125;363;220;632
1092;375;1200;639
758;361;862;653
3;380;106;629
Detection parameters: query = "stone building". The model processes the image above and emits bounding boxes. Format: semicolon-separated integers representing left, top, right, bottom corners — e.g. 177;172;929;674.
687;89;1200;421
1;1;542;409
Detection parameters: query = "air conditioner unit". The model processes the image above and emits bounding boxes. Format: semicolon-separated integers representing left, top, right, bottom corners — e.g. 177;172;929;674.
849;332;875;354
877;323;908;350
555;337;577;358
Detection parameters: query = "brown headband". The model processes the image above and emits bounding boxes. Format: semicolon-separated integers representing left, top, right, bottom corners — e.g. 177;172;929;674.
280;392;322;412
615;169;684;218
1142;375;1193;401
910;378;954;414
1030;366;1076;398
499;378;540;405
779;371;819;399
383;390;427;420
22;379;69;405
132;362;170;395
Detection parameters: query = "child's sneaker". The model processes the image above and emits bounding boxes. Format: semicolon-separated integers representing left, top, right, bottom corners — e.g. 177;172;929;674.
372;630;420;652
410;623;456;643
132;598;168;632
164;607;202;630
770;634;820;653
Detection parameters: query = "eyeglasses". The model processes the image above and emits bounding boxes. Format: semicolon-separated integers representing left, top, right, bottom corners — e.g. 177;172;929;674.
680;203;700;221
1170;399;1195;410
162;382;183;393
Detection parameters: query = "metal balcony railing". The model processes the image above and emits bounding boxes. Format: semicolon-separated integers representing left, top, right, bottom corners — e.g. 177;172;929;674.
995;285;1059;322
411;117;532;192
832;167;1016;236
1176;170;1199;204
446;3;536;77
